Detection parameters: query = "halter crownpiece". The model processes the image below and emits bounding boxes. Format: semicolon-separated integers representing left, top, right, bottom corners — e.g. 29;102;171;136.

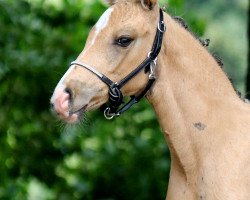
70;9;166;119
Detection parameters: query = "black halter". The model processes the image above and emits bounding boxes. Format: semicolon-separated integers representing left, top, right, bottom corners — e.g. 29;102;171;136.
70;9;166;119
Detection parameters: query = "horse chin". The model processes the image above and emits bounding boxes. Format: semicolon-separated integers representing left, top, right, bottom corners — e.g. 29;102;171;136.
71;104;88;121
85;100;107;112
63;113;80;124
64;100;105;124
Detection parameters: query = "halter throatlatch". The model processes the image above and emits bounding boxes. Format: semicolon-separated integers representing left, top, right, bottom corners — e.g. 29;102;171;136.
70;9;166;119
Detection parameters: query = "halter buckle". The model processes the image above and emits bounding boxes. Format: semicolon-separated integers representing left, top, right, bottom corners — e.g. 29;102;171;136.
149;59;157;80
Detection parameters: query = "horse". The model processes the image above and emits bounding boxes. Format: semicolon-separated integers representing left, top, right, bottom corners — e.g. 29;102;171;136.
50;0;250;199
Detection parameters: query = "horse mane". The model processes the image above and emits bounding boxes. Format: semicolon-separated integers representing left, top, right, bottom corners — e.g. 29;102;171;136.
171;14;247;100
172;16;224;67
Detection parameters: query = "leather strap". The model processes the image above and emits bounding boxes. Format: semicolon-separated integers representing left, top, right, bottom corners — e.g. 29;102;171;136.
70;61;114;87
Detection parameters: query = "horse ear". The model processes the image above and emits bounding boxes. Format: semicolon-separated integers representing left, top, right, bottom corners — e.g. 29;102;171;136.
140;0;157;10
103;0;157;8
102;0;117;6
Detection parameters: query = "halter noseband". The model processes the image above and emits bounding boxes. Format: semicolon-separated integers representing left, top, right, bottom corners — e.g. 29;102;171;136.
70;9;166;119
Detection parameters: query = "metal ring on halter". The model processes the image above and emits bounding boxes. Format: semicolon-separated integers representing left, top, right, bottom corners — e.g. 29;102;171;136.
147;51;153;58
158;22;166;33
147;51;159;62
104;108;115;120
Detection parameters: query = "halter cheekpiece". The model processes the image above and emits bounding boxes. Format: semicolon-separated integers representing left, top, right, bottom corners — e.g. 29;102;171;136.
70;9;166;119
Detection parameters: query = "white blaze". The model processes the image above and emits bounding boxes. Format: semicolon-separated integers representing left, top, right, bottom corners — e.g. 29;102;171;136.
51;8;114;103
90;7;114;46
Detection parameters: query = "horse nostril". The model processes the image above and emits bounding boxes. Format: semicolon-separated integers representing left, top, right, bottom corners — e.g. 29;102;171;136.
64;88;73;102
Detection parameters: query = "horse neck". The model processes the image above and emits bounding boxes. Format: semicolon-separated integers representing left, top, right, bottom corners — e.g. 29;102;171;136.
147;13;241;181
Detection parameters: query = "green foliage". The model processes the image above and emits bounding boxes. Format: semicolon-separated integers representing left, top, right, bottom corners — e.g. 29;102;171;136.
0;0;247;199
0;0;168;199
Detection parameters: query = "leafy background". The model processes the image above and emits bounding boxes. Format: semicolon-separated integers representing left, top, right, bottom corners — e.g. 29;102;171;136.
0;0;248;199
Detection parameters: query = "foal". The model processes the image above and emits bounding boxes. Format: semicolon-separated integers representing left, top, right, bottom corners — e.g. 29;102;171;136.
51;0;250;199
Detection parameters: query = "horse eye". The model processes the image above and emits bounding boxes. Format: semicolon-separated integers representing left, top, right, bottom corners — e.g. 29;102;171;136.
115;36;134;47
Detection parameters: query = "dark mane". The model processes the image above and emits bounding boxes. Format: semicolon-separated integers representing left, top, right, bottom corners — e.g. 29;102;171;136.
171;15;245;100
172;16;224;68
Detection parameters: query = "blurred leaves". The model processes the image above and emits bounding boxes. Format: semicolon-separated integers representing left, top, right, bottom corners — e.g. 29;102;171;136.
0;0;247;199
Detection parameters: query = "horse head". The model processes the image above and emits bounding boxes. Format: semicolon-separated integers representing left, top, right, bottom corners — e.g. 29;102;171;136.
51;0;163;123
